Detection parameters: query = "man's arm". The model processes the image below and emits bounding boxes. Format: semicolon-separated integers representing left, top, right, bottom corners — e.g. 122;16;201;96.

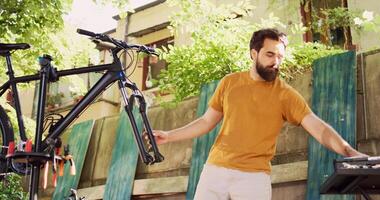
301;113;367;157
152;107;223;144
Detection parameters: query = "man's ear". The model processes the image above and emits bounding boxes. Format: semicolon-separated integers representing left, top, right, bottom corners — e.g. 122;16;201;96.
250;49;257;60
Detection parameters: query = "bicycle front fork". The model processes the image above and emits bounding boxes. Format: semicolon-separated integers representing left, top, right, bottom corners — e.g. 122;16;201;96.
118;79;164;165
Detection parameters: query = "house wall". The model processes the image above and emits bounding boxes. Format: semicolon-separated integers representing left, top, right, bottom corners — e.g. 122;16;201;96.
18;87;35;118
348;0;380;52
214;0;304;43
357;49;380;156
128;3;175;36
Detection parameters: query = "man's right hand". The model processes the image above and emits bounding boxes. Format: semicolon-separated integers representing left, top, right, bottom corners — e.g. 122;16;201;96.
144;130;169;145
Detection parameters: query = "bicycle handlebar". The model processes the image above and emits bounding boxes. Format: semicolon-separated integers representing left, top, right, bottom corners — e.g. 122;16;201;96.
77;29;97;37
77;28;158;56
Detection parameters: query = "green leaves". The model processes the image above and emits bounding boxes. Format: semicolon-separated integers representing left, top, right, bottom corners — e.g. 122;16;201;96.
156;1;257;104
311;7;358;32
280;43;344;80
0;0;96;76
0;0;68;40
0;174;27;200
0;0;97;140
158;33;251;104
0;0;71;78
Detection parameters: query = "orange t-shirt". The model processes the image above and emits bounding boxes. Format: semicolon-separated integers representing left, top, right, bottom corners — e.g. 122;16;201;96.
207;71;312;173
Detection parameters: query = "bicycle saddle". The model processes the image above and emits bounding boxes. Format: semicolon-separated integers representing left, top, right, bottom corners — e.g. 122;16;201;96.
0;43;30;52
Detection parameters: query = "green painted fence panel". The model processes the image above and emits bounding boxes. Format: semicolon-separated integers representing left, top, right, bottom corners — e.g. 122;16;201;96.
53;120;95;200
186;80;222;200
306;51;356;200
103;109;142;200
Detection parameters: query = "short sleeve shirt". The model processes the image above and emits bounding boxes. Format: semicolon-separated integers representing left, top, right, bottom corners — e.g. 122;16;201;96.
207;71;312;173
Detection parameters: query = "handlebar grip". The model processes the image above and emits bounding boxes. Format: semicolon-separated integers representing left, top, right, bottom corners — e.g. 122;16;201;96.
77;29;97;37
148;47;157;52
145;47;159;56
138;46;159;56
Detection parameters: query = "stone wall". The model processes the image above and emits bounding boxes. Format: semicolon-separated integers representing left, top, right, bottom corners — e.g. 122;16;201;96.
357;49;380;157
356;49;380;200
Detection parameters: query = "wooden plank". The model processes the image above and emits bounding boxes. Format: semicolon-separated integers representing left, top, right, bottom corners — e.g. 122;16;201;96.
78;185;105;200
306;51;356;200
133;176;189;195
52;120;95;200
91;116;119;183
103;110;141;200
78;176;188;199
186;80;222;200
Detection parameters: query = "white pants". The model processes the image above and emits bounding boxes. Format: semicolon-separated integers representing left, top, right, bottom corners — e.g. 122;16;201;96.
194;164;272;200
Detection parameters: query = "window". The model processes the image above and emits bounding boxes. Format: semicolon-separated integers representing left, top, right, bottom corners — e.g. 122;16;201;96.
142;37;174;90
301;0;352;48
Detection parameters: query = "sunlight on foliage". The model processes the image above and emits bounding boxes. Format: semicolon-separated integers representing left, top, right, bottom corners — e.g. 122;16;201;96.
0;0;72;79
0;0;99;141
281;43;344;80
156;0;344;105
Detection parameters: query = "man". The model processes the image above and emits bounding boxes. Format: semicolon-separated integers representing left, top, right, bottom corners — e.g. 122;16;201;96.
150;28;366;199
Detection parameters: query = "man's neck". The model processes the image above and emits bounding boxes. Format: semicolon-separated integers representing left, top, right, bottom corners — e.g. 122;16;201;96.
250;65;265;81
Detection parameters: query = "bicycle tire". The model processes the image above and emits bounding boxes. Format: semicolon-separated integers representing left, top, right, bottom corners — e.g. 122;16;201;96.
0;105;14;177
0;106;31;176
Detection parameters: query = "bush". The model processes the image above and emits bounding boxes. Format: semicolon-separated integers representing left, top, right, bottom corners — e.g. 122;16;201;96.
0;174;27;200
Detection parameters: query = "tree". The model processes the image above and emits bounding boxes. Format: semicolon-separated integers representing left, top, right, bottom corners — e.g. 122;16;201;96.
0;0;73;78
0;0;138;80
0;0;98;138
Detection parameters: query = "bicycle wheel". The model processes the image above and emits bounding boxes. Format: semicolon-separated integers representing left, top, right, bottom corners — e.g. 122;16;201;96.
0;105;14;177
0;106;30;176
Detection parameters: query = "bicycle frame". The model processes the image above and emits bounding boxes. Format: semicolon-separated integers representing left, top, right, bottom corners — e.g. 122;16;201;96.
0;49;123;149
1;45;163;199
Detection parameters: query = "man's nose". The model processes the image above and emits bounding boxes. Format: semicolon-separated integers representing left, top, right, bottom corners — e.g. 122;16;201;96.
272;59;280;68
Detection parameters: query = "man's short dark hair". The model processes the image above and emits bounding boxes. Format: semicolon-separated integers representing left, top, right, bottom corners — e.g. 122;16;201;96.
249;28;287;52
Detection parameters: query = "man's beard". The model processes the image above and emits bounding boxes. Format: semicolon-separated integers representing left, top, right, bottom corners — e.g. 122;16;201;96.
256;60;278;82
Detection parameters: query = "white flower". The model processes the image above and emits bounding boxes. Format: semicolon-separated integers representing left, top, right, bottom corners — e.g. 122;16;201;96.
354;17;363;25
318;19;322;27
362;10;374;21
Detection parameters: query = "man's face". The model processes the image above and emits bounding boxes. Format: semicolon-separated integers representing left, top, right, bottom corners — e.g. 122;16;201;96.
251;38;285;82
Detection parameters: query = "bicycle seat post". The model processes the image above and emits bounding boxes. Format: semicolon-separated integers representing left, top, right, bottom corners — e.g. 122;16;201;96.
4;53;15;76
3;52;28;141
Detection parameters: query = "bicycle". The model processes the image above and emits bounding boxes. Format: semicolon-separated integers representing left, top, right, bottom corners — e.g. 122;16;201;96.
0;29;164;200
